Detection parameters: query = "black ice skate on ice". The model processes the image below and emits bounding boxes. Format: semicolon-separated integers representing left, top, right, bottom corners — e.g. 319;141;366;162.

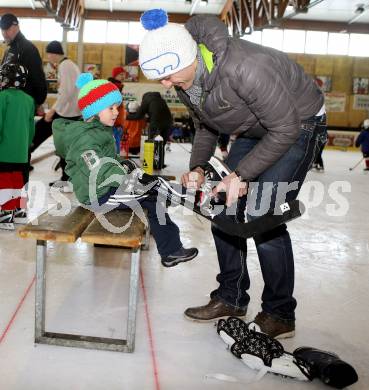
216;317;358;386
293;347;358;389
226;323;310;381
216;317;310;381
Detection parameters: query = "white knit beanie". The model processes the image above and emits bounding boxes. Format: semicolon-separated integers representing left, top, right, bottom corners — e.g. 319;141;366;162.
139;9;197;80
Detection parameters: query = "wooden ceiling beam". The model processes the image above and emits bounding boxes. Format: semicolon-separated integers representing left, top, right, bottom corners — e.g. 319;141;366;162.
1;6;369;35
220;0;235;21
0;7;190;24
279;19;369;34
0;7;49;18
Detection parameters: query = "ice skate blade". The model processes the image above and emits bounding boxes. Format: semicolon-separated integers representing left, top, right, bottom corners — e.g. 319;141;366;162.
0;223;15;231
184;314;246;323
241;353;309;381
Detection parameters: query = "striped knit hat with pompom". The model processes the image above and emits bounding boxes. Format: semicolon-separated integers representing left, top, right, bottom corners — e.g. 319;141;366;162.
76;73;122;120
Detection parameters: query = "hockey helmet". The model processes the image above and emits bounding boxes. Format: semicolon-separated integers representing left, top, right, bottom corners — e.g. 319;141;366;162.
0;63;28;89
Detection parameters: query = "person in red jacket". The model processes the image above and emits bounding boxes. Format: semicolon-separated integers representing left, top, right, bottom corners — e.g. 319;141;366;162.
108;66;126;92
124;101;147;155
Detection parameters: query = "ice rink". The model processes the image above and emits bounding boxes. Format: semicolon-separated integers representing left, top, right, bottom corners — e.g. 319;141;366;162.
0;141;367;390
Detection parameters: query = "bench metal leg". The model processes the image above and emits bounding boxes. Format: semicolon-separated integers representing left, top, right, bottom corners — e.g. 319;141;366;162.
142;225;150;251
126;248;141;352
34;241;141;353
35;240;46;341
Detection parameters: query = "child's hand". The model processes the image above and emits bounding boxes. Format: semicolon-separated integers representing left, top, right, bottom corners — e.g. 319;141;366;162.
181;167;205;190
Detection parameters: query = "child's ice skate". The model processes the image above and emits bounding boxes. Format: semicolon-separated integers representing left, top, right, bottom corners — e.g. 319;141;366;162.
117;158;305;239
0;210;15;230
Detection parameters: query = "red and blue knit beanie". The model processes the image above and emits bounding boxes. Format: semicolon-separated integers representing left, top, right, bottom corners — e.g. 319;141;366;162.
76;73;122;120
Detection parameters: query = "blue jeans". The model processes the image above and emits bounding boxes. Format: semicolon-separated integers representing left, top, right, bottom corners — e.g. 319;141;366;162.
211;115;327;320
98;189;182;257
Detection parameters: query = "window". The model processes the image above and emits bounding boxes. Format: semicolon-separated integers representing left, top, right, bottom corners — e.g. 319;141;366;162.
83;20;107;43
262;29;283;50
67;30;79;43
283;29;305;53
107;21;128;43
349;34;369;57
327;32;349;55
128;22;146;45
305;31;328;55
241;31;262;45
41;19;63;41
18;18;40;41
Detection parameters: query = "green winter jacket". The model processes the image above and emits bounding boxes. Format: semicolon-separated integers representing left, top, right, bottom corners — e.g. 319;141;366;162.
52;118;127;205
0;88;35;163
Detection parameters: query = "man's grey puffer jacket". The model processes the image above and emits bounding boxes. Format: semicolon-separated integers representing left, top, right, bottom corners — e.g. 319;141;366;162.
177;15;324;181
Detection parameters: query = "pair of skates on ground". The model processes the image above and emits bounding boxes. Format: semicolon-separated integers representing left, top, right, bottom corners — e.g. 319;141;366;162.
115;156;304;238
217;317;358;388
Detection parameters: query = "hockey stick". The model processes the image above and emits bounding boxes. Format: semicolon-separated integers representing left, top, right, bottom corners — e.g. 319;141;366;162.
349;157;364;171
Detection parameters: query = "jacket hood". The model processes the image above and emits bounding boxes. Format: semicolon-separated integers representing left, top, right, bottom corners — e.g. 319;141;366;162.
53;118;98;141
185;15;228;57
52;118;109;156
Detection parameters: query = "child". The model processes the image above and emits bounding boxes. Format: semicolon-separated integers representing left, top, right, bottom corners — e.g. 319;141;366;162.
355;119;369;171
0;63;35;230
52;73;198;267
108;66;125;92
123;101;146;155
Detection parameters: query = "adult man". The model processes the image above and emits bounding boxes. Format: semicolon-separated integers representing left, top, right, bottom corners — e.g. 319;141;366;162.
43;40;81;186
139;9;327;339
1;13;47;106
44;40;80;123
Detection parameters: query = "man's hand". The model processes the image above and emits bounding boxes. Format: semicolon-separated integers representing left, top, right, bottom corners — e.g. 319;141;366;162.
181;167;205;190
212;172;248;207
44;108;56;123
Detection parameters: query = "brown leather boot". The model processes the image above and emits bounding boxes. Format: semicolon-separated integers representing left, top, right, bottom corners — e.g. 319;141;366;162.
248;311;295;339
184;297;247;322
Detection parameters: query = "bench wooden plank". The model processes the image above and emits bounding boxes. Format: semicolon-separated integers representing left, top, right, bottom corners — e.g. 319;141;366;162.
81;210;146;248
18;207;94;243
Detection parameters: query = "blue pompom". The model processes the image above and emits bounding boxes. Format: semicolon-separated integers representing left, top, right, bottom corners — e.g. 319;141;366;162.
140;9;168;31
76;72;93;89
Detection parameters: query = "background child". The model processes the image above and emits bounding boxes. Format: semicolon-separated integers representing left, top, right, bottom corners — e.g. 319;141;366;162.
52;73;198;267
123;101;146;155
108;66;125;92
355;119;369;171
0;63;35;230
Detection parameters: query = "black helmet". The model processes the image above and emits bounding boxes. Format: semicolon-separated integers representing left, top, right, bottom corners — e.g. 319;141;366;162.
0;63;28;89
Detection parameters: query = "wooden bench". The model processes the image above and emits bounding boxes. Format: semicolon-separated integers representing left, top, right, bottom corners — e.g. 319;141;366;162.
18;206;149;353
